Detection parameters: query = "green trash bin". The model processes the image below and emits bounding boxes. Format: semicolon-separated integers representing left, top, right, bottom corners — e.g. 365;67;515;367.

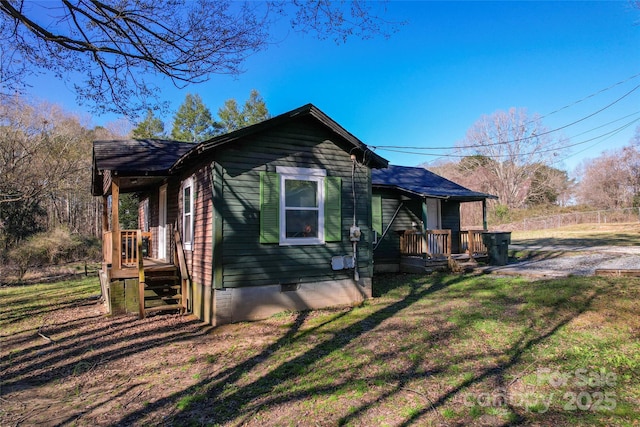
482;231;511;266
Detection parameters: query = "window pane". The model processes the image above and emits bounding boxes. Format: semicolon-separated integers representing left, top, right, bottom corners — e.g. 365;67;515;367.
285;179;317;208
285;210;318;238
184;187;191;214
184;213;192;242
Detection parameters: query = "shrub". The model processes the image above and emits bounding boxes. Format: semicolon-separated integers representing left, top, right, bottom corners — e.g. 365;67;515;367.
71;234;102;261
492;204;511;223
5;227;93;279
7;237;48;280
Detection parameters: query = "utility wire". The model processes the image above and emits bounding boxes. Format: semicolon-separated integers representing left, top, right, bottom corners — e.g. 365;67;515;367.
374;110;640;158
371;75;640;152
374;117;640;160
552;119;640;166
537;72;640;121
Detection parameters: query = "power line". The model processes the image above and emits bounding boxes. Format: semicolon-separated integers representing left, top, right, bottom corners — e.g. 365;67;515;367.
552;119;640;166
373;116;640;160
371;74;640;152
537;72;640;121
372;111;640;158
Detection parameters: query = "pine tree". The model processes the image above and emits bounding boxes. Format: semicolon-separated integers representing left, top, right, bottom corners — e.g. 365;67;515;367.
171;93;220;142
131;110;165;139
218;89;271;134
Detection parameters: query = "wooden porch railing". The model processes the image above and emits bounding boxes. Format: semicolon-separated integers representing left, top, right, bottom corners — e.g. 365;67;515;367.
400;230;452;259
103;230;152;269
121;230;140;267
460;230;488;256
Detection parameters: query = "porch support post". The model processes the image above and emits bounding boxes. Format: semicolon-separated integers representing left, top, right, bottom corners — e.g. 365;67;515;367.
102;196;109;233
111;178;121;271
137;230;146;319
482;199;488;230
421;198;428;259
421;198;428;232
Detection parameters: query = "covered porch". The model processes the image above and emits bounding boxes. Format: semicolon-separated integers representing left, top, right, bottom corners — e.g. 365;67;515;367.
98;178;189;318
398;229;489;273
92;139;193;318
371;165;498;274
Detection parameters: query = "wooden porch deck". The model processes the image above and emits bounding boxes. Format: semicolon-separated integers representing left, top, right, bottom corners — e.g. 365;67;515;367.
108;258;175;278
398;229;489;274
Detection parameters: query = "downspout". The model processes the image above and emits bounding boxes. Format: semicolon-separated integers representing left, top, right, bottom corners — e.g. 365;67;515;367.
350;154;360;282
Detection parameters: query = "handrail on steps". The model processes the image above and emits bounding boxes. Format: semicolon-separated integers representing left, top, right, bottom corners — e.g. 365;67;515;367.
137;230;146;319
174;230;189;314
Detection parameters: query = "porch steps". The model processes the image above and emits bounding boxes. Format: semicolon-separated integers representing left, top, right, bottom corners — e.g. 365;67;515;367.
400;256;449;274
143;267;182;315
400;254;489;274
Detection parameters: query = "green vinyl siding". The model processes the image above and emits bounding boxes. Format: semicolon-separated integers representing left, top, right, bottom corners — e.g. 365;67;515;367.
193;117;374;288
373;190;422;263
324;176;342;242
260;171;280;243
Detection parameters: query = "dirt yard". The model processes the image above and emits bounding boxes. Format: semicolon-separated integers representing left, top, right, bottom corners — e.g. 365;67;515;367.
2;243;639;426
1;298;223;426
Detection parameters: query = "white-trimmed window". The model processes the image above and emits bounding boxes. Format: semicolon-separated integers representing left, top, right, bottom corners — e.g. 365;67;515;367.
182;177;194;250
260;167;341;245
278;166;325;245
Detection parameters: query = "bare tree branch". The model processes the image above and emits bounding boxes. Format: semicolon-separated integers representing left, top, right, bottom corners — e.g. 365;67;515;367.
0;0;401;116
456;108;567;209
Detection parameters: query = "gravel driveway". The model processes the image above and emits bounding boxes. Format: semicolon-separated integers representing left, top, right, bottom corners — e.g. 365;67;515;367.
480;244;640;278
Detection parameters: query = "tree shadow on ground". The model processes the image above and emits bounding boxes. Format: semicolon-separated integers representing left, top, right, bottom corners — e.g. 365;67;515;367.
1;273;614;426
116;274;462;425
114;274;605;426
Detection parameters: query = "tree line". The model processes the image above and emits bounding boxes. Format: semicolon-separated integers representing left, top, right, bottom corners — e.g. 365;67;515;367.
133;90;270;141
426;108;640;226
0;90;270;270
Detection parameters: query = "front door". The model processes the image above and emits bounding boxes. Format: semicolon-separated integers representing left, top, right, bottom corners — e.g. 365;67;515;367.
425;198;441;229
158;184;167;261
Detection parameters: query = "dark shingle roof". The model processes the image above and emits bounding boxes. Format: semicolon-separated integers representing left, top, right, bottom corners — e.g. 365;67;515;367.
92;139;194;196
372;165;496;201
93;139;194;174
92;104;388;196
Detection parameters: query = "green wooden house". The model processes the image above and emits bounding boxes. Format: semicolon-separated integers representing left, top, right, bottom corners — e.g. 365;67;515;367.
92;104;388;325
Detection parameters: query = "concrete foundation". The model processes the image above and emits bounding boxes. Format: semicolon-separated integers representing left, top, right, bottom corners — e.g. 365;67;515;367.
210;278;372;325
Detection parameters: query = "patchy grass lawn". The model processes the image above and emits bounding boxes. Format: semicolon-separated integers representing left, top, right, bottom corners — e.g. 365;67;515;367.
511;222;640;247
1;273;639;426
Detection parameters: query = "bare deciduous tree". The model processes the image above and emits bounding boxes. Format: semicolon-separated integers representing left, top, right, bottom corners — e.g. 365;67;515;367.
576;154;630;209
577;127;640;209
456;108;567;209
0;0;400;116
0;94;103;243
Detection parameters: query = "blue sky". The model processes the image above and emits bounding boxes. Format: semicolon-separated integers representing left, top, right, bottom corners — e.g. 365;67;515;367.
30;1;640;174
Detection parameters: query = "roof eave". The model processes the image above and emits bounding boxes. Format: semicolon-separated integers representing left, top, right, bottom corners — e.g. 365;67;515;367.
170;104;388;173
373;184;498;202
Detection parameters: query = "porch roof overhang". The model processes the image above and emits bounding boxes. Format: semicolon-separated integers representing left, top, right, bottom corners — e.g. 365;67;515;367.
91;139;194;196
372;165;498;202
